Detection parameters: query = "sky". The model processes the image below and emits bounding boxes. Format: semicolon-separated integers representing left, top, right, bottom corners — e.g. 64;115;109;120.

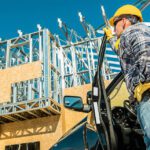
0;0;149;40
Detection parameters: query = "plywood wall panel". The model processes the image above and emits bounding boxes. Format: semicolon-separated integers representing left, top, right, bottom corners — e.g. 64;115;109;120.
0;81;130;150
0;61;42;103
0;115;63;150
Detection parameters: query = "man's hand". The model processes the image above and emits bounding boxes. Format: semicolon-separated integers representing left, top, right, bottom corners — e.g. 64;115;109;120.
103;27;113;40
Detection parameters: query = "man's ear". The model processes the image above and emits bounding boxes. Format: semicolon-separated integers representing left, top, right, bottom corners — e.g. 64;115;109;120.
122;18;126;30
122;18;131;29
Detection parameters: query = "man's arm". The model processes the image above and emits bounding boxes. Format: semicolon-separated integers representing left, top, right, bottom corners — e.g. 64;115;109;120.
103;27;118;53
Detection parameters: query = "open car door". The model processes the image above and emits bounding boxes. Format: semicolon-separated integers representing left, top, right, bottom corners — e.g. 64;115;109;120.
92;34;118;150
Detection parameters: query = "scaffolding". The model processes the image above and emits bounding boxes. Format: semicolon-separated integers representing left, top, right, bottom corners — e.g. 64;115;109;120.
0;29;62;123
0;26;103;123
0;0;149;124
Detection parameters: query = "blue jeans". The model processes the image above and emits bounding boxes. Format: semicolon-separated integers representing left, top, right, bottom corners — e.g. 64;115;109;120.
136;93;150;150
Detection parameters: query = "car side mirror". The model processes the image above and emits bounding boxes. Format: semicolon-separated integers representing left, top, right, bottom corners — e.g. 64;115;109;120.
64;96;91;112
64;96;83;111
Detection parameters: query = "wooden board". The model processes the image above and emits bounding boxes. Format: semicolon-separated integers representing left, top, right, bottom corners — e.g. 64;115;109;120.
0;81;130;150
0;61;42;103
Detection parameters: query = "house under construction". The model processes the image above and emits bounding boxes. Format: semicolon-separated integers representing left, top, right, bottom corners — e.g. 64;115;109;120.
0;0;150;149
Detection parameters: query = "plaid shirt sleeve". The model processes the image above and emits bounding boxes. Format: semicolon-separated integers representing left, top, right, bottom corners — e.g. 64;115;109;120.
109;36;117;52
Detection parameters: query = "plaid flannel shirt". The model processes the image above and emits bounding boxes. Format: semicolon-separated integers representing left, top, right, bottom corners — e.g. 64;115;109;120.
109;23;150;96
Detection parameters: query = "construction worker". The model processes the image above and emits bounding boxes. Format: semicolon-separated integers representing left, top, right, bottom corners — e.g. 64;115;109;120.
103;4;150;149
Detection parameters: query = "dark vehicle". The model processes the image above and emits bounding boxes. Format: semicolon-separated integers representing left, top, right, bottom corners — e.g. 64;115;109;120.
50;116;102;150
50;35;146;150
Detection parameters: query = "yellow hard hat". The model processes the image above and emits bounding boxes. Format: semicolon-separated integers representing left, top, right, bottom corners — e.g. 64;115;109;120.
109;5;143;26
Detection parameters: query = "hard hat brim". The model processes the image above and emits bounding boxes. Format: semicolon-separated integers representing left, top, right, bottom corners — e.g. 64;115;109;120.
109;5;143;27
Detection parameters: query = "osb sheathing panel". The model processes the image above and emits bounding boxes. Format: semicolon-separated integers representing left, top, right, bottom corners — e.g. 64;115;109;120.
0;61;42;103
0;81;129;150
63;107;89;133
63;84;93;131
0;115;63;150
0;108;90;150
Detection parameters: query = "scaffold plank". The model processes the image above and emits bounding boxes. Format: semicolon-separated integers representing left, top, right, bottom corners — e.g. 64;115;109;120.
27;111;39;118
0;98;61;124
13;113;28;120
2;115;18;122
